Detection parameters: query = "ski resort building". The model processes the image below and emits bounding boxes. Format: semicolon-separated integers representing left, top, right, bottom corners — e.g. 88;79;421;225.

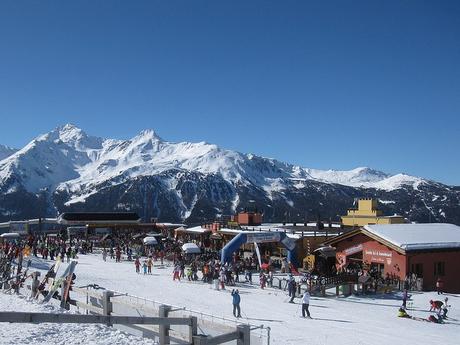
324;223;460;293
341;198;406;227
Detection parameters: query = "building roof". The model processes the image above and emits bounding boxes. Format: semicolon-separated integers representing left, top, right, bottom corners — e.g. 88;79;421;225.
58;212;141;224
363;223;460;251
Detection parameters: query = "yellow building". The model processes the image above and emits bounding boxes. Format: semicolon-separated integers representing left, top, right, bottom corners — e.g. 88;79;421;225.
341;198;405;227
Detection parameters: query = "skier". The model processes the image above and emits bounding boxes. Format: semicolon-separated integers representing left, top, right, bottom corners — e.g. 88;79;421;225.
143;261;148;275
301;290;311;318
429;299;443;312
135;257;141;274
442;298;450;319
102;248;107;262
231;289;241;318
398;307;411;318
428;314;443;323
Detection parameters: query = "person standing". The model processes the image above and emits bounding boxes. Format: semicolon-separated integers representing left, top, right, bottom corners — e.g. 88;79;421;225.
102;248;107;262
402;289;408;309
301;291;311;318
288;275;296;303
147;257;153;274
231;289;241;318
135;257;141;274
436;277;444;295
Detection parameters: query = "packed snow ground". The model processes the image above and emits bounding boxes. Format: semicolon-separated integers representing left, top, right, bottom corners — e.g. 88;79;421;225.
0;292;157;345
1;253;459;345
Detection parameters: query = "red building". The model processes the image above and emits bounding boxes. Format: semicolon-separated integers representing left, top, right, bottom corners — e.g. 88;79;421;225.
325;223;460;293
233;212;262;226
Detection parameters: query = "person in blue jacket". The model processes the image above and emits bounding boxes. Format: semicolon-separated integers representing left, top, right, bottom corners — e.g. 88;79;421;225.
231;289;241;318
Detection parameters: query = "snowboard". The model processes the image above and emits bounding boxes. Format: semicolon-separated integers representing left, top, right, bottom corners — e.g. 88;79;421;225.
42;260;77;303
35;258;62;298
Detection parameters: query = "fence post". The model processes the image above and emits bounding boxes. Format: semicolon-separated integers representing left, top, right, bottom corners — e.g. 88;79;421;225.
102;290;114;326
60;282;66;309
237;324;251;345
192;334;208;345
189;316;198;344
159;304;171;345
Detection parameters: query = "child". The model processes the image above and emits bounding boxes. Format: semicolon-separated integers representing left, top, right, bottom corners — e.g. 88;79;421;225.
143;261;148;275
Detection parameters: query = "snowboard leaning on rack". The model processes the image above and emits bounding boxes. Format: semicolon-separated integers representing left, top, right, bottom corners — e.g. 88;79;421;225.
35;259;62;299
42;260;77;303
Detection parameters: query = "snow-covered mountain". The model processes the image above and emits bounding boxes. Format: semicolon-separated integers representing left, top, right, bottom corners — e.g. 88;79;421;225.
0;124;458;224
0;144;18;161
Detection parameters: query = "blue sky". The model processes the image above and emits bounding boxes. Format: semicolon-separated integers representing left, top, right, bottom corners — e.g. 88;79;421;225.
0;1;459;185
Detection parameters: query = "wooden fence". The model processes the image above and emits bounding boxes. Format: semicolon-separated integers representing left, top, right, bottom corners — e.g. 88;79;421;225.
1;270;253;345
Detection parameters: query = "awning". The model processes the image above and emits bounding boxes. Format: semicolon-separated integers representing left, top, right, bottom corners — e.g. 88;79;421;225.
313;245;336;258
0;232;20;239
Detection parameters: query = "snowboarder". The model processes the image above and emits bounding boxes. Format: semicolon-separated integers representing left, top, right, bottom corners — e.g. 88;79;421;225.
231;289;241;318
301;291;311;318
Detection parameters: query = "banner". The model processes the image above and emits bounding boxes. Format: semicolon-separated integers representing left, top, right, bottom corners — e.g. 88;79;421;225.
254;242;262;267
246;232;281;244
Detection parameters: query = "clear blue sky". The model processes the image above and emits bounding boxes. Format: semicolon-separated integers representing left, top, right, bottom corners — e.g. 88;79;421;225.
0;1;459;185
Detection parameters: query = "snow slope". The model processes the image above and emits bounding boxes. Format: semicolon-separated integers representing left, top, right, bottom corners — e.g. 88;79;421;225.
0;292;157;345
9;253;457;345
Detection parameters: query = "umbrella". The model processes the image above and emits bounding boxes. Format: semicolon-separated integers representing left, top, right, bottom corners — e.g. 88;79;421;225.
181;243;201;254
143;236;158;245
261;263;270;270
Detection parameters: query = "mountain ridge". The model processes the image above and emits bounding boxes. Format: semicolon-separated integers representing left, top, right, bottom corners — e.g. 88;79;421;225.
0;124;458;224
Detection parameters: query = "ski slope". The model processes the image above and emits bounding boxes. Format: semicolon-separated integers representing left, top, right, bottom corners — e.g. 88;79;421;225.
1;253;459;345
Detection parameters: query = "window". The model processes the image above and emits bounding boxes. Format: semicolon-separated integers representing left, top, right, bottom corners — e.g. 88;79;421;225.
411;263;423;278
434;262;445;276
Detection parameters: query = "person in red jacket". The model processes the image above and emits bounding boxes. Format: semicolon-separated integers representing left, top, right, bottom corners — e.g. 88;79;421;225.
429;299;443;312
